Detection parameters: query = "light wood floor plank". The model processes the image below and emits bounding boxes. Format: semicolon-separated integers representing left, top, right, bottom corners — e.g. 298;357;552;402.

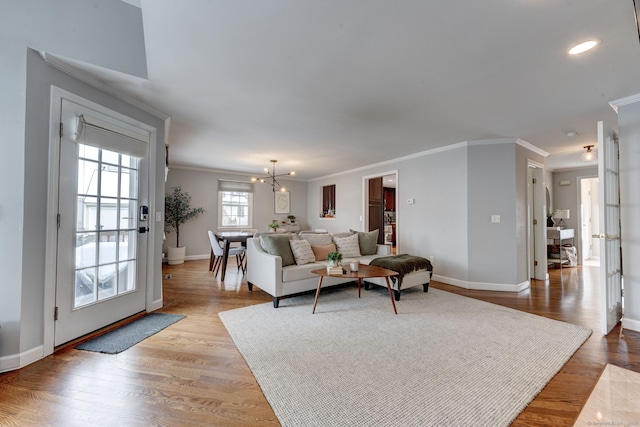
0;260;638;426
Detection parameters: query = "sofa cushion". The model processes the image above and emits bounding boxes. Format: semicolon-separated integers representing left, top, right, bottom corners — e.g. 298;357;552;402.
289;239;316;265
299;233;333;246
350;229;379;255
333;233;362;258
331;231;354;240
260;234;295;267
311;243;337;261
282;262;325;282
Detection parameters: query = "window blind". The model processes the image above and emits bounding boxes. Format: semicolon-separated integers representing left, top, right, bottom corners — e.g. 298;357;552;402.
75;114;149;158
218;179;254;193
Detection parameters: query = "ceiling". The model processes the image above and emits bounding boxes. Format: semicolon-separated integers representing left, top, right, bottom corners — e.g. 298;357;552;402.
59;1;640;179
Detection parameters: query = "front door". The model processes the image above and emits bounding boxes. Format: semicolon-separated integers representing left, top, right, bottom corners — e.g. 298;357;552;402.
54;98;149;346
597;121;622;335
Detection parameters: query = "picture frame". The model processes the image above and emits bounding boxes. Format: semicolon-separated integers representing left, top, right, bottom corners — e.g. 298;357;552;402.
275;191;290;214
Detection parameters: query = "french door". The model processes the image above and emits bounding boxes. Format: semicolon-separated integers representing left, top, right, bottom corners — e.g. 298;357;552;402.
54;98;149;346
597;121;623;335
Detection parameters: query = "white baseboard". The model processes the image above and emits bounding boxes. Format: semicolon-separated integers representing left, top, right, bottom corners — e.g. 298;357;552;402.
432;275;530;292
622;317;640;333
0;345;44;373
185;254;210;261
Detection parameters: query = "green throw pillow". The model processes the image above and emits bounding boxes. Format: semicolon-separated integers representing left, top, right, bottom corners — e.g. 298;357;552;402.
260;234;295;266
350;229;379;255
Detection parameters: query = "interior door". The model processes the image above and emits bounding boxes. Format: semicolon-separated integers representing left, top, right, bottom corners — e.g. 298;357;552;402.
54;98;148;346
597;121;622;334
368;177;384;244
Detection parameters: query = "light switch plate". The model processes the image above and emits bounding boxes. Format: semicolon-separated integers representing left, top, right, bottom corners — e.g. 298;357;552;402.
156;211;162;222
491;215;501;223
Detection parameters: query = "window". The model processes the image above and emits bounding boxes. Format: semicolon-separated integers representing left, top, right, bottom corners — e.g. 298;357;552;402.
218;191;253;228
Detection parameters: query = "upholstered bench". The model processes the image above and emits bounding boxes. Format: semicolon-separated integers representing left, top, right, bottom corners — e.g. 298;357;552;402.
364;254;433;301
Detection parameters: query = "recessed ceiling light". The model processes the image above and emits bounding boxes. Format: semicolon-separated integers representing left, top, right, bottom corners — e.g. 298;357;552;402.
569;39;600;55
565;130;577;137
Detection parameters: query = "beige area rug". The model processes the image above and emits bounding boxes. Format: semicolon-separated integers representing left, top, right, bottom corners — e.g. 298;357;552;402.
573;364;640;426
219;286;592;427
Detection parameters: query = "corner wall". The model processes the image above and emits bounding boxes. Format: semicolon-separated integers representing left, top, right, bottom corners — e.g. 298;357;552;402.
0;0;149;370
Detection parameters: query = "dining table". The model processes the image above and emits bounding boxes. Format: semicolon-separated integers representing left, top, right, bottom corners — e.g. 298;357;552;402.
214;231;255;281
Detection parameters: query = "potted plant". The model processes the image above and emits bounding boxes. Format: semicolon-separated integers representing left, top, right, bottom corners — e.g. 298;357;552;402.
165;186;205;264
268;220;280;232
326;251;342;267
287;214;296;224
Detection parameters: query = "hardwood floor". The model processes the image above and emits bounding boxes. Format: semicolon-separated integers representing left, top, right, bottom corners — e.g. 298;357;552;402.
0;261;638;426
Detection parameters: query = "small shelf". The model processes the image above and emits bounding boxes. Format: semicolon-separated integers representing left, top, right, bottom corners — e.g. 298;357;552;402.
547;228;575;269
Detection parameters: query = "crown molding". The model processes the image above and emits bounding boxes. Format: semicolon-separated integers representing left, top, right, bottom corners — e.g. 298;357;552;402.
609;92;640;114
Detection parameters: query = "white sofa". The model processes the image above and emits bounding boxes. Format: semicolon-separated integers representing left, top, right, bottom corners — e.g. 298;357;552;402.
246;233;391;308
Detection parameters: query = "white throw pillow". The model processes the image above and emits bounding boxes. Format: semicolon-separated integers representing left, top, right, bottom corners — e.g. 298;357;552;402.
289;239;316;265
333;233;361;258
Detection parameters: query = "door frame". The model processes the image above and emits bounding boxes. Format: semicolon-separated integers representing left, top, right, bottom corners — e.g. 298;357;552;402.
362;170;398;250
43;86;158;355
527;160;547;280
578;175;599;265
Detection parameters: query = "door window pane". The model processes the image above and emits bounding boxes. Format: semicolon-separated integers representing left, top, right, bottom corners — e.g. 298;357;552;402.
73;144;139;309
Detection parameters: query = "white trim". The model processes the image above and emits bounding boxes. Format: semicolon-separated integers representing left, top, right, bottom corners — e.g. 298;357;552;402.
433;275;530;292
147;298;164;313
45;86;159;357
609;92;640;113
185;254;211;261
310;142;468;182
516;139;549;157
0;346;44;373
621;317;640;333
310;139;547;182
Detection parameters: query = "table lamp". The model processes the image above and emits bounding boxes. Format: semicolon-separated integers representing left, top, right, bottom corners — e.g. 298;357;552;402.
553;209;570;228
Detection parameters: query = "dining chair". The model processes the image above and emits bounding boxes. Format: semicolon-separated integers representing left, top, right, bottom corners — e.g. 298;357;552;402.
207;230;246;276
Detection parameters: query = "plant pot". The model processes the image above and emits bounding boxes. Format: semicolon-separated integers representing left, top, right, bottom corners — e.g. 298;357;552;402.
167;246;186;265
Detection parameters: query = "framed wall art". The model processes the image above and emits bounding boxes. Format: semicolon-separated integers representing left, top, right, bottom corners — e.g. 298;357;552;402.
275;191;290;214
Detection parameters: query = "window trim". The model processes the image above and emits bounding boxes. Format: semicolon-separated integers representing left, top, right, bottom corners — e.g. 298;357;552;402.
217;190;253;229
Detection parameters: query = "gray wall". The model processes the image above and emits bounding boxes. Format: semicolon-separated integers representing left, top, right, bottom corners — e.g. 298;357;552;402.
616;98;640;332
165;167;309;257
468;143;516;284
1;1;150;365
306;145;469;282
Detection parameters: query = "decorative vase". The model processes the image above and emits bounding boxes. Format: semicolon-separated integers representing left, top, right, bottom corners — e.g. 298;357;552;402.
167;246;186;265
547;217;555;227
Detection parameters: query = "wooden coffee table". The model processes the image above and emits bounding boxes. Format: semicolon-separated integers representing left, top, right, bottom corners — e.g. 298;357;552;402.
311;264;399;314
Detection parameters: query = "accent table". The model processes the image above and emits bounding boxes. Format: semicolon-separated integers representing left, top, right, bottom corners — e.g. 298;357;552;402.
311;264;399;314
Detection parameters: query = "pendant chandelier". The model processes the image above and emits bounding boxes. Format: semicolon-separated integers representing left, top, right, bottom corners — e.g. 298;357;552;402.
251;160;295;192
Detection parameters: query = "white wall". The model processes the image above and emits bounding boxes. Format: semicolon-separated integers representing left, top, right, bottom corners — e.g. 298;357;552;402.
615;97;640;332
165;167;309;257
0;0;150;368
